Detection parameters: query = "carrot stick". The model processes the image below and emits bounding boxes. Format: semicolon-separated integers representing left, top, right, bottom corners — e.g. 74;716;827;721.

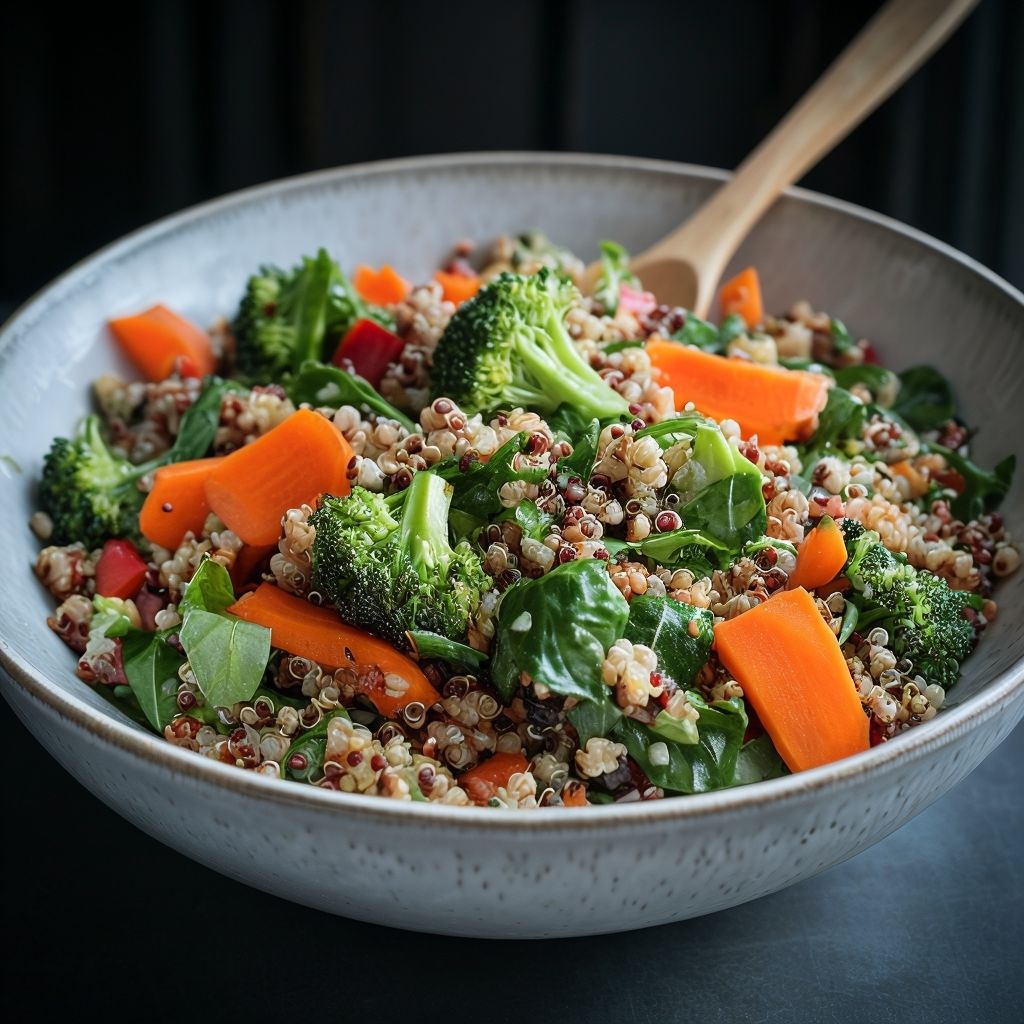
109;304;216;381
353;264;410;305
646;339;830;444
719;267;764;327
787;515;848;592
459;751;530;805
204;409;353;546
714;587;868;772
434;270;481;306
229;583;439;718
139;457;221;550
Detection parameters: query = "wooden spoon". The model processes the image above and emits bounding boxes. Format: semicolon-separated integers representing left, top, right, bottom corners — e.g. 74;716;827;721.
584;0;978;317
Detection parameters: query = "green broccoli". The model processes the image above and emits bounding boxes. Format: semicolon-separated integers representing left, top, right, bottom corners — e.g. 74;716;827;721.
309;470;490;647
842;521;982;689
508;231;581;280
431;269;630;419
232;248;388;381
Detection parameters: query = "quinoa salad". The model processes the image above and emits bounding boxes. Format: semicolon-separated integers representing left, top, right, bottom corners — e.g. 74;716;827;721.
32;233;1020;809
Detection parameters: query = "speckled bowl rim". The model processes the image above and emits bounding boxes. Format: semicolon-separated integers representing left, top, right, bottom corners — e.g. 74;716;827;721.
2;151;1022;831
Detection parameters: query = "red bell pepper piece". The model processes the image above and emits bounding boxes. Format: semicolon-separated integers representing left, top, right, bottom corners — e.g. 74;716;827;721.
331;319;405;388
94;539;149;600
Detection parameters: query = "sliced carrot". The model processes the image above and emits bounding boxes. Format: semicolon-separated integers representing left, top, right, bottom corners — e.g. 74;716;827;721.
787;515;848;592
434;270;481;306
646;340;830;445
139;457;221;551
353;264;410;305
719;267;764;327
229;543;277;590
714;587;869;773
459;751;530;805
228;583;438;719
204;409;353;546
109;304;216;382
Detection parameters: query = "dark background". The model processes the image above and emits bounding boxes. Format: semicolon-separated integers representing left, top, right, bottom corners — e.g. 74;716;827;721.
3;2;1023;1021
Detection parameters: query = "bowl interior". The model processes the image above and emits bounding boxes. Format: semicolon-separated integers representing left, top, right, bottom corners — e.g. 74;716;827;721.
1;153;1021;737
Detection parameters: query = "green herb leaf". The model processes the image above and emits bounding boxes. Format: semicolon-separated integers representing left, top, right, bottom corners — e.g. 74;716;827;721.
680;472;768;552
179;557;236;616
567;695;623;747
623;595;713;689
717;313;747;346
832;363;898;402
495;498;554;540
650;709;699;745
557;418;600;482
407;630;489;669
624;527;730;572
830;317;854;354
179;609;271;708
733;733;789;785
281;708;351;782
290;360;415;432
491;559;629;702
670;312;721;352
929;445;1015;521
167;377;245;463
891;366;956;431
122;628;185;732
800;386;867;463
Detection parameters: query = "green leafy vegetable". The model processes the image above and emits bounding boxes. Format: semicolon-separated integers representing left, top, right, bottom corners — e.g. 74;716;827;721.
680;472;767;552
832;363;898;402
289;359;415;432
800;386;866;463
669;312;721;352
622;595;713;689
491;559;629;702
121;628;184;732
567;696;623;747
623;527;730;572
891;366;956;431
593;240;639;316
281;708;351;782
927;444;1014;521
733;734;789;785
407;630;489;669
830;317;854;354
556;418;600;481
495;499;554;541
717;313;747;346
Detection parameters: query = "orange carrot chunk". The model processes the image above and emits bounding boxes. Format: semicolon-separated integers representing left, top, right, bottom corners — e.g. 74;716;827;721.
714;587;868;773
204;409;353;546
139;457;221;551
459;751;530;805
787;515;849;592
109;304;216;382
719;267;764;327
646;339;830;445
228;583;439;718
433;270;481;306
353;264;410;305
229;543;278;591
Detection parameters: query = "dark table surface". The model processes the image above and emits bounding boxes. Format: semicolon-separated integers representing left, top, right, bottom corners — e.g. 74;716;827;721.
1;294;1021;1023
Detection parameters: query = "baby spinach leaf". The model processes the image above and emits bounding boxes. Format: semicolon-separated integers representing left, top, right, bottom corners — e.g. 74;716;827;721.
891;366;956;431
928;444;1015;521
557;418;600;481
290;360;415;432
549;403;602;440
624;527;730;572
832;363;898;401
717;313;747;346
614;693;747;793
670;312;721;352
121;628;184;732
491;559;629;702
800;386;866;463
593;240;639;316
495;499;554;540
623;596;713;689
179;610;271;708
830;317;855;354
281;707;351;782
167;377;245;463
179;557;236;615
567;695;623;747
635;413;708;450
407;630;489;669
733;733;789;785
650;709;699;746
681;472;767;552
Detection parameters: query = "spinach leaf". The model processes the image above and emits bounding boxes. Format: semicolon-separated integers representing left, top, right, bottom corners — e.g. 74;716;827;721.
623;596;713;689
800;386;866;463
593;240;639;316
891;366;956;431
549;403;603;440
733;733;789;785
650;709;699;746
121;628;184;732
178;560;271;707
635;413;708;450
832;363;898;402
928;444;1015;521
717;313;747;346
253;685;309;711
96;682;153;730
680;472;767;551
290;360;415;432
567;695;623;747
556;418;600;481
623;527;730;572
491;559;629;702
495;499;554;540
830;317;855;354
670;312;721;352
601;339;646;355
407;630;489;669
281;708;351;782
167;377;244;463
613;693;747;793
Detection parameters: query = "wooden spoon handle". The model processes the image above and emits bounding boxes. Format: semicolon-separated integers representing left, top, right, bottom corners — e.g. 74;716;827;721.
640;0;978;315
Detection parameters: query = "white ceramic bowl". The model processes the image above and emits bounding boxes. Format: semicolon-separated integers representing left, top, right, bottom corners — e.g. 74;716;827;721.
2;154;1022;938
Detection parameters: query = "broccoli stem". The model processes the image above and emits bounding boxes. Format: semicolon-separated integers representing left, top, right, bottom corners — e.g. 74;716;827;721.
396;470;455;580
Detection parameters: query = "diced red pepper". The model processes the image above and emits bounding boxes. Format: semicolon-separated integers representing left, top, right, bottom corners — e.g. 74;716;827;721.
331;318;405;388
94;539;149;600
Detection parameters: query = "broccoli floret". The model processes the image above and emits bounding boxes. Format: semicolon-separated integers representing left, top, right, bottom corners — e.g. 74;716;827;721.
232;248;387;381
40;416;150;549
508;231;582;280
310;471;489;647
431;269;630;419
842;522;982;689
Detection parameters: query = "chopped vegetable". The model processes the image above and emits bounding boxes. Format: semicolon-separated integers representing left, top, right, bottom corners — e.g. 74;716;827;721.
332;318;405;388
353;264;410;305
787;515;847;591
714;587;869;772
460;752;530;805
109;304;216;382
228;583;438;718
139;457;220;551
434;270;481;305
205;409;353;545
646;339;830;444
718;267;763;328
94;539;148;599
